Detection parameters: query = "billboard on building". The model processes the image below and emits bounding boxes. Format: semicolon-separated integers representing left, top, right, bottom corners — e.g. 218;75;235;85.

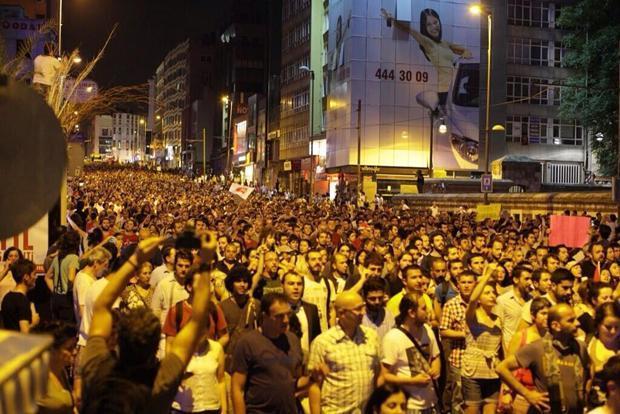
326;0;481;171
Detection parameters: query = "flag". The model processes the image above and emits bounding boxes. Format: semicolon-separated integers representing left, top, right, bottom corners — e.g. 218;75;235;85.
229;183;254;200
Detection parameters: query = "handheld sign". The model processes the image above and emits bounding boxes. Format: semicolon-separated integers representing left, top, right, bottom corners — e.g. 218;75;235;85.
476;204;501;222
548;215;590;248
229;183;254;200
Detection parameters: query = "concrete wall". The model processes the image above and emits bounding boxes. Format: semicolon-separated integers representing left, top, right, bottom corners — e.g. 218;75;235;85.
394;191;618;215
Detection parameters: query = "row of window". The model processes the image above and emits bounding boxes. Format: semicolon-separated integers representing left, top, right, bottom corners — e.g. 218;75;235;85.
281;55;310;85
507;38;565;68
507;76;562;106
507;0;562;28
280;125;308;150
283;21;310;52
283;89;309;113
282;0;310;20
164;130;182;141
506;115;583;146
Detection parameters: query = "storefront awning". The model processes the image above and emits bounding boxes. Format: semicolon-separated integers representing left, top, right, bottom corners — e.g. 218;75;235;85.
0;330;52;414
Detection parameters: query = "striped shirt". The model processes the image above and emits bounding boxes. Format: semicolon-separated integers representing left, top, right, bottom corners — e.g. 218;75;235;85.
308;325;380;414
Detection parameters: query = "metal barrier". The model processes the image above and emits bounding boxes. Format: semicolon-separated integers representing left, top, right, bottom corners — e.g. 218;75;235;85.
543;162;583;185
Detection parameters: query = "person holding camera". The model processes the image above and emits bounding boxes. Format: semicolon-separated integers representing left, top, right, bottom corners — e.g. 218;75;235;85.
80;233;216;414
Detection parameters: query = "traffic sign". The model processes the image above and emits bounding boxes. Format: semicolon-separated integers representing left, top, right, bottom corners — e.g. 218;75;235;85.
481;174;493;193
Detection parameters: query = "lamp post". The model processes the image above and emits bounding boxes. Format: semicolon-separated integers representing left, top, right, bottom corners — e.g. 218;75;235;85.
222;95;233;178
470;4;495;204
300;65;315;200
58;0;63;55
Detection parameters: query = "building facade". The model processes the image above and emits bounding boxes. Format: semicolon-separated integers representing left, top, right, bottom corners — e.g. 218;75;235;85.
499;0;587;184
88;115;113;158
278;0;311;193
157;39;188;168
0;2;51;63
217;0;268;179
111;113;146;163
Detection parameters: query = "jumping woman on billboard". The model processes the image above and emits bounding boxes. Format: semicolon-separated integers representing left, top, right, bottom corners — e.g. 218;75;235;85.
381;8;472;104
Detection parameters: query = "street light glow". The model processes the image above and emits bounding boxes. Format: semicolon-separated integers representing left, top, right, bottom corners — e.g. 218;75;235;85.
438;119;447;134
469;4;483;15
139;119;145;125
73;56;82;64
221;96;229;104
86;86;93;93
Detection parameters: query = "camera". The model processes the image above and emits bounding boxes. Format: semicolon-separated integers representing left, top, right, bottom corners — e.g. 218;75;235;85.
175;227;201;250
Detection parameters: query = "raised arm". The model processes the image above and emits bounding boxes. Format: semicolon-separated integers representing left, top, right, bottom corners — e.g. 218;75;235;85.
66;213;88;239
89;237;165;339
466;263;495;323
380;8;433;51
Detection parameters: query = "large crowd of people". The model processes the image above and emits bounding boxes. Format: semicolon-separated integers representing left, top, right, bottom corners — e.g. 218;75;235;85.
1;165;620;414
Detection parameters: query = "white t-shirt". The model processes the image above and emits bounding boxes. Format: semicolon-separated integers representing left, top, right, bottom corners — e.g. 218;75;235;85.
149;263;172;288
78;277;119;346
73;270;96;326
173;339;223;412
303;276;335;332
32;55;61;86
382;325;440;410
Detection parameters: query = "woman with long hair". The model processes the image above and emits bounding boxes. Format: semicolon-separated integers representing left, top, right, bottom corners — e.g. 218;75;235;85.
0;247;24;309
381;8;472;102
505;297;552;413
462;263;502;414
587;301;620;409
47;231;82;322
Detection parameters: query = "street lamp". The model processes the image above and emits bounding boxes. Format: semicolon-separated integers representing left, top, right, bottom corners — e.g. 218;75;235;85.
299;65;315;200
222;94;234;176
469;3;495;204
58;0;63;55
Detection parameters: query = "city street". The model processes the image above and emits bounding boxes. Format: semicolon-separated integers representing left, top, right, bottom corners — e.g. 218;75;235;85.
1;0;619;413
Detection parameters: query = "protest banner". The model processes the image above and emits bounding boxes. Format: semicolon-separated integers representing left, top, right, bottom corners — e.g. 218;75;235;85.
549;215;590;248
475;204;501;221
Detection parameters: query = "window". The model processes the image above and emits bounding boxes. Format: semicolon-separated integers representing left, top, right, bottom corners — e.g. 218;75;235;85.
506;76;561;106
507;116;581;145
552;119;583;145
507;76;530;103
101;128;109;136
507;38;551;66
553;42;566;67
508;0;553;28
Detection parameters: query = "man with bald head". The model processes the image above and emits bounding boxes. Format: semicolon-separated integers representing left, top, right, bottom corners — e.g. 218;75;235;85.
496;303;588;414
308;291;382;414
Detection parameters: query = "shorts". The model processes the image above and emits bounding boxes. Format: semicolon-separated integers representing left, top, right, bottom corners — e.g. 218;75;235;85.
461;377;500;405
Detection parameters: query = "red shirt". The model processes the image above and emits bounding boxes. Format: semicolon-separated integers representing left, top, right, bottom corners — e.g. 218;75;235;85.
162;301;227;340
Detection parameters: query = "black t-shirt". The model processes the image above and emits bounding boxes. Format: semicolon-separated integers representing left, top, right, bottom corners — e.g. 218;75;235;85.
231;330;302;413
1;292;31;331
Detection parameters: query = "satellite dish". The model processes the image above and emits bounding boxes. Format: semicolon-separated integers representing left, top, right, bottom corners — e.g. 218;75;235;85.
0;76;67;239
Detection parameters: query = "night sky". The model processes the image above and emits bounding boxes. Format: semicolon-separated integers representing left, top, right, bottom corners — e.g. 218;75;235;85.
62;0;225;88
